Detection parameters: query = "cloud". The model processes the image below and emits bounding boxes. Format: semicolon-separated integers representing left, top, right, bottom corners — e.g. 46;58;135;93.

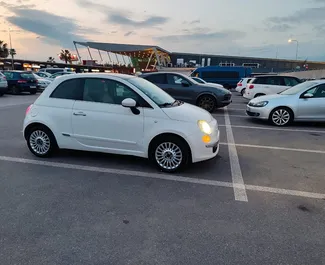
155;30;245;43
0;0;35;9
124;31;135;37
266;23;293;32
76;0;169;28
2;5;100;48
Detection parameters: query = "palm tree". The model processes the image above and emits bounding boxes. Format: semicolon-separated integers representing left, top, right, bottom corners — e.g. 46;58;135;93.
59;49;72;64
0;40;9;58
47;56;55;63
9;48;16;58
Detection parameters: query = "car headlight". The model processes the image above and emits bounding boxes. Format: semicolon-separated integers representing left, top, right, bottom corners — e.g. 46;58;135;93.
250;101;268;107
198;120;212;134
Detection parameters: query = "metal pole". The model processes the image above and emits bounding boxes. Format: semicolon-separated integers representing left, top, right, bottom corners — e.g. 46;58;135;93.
295;41;299;60
73;41;82;63
115;53;119;65
145;51;154;70
8;27;14;70
87;46;93;60
98;49;103;62
107;52;112;64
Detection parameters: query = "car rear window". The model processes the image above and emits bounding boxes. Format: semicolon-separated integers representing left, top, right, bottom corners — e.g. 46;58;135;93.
20;73;35;79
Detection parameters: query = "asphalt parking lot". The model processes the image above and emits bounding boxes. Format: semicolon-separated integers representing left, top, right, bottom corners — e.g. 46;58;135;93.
0;92;325;265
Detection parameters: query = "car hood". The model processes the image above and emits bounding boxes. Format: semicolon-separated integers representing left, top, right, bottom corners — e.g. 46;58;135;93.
249;93;290;103
162;102;213;122
206;82;224;88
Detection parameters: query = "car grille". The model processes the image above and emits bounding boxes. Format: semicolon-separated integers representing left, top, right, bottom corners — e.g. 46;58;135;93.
224;94;231;101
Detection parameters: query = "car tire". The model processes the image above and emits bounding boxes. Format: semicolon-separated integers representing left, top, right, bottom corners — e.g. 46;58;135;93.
0;93;4;97
26;125;58;157
269;107;293;126
30;89;37;95
241;88;246;96
12;86;20;95
254;93;265;98
149;135;190;173
197;95;216;113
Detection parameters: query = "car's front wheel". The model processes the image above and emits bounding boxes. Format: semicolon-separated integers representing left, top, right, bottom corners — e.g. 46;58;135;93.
197;95;216;113
149;135;190;173
269;107;293;126
26;126;57;157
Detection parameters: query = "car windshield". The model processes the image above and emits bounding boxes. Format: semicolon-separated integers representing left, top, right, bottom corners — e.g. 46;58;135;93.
20;72;35;79
279;81;317;95
128;77;176;106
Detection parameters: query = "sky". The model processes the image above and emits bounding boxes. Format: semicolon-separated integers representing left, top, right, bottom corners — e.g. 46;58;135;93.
1;0;325;62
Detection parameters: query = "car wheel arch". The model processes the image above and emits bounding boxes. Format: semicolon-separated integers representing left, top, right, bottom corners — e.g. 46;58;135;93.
147;132;192;163
195;92;218;104
24;122;57;142
269;106;295;120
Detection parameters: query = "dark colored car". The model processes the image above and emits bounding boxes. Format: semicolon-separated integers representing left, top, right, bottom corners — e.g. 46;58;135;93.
2;71;39;95
140;72;232;112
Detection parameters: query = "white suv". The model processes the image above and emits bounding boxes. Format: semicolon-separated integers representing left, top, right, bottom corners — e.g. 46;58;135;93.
243;75;301;99
0;72;8;96
23;73;220;172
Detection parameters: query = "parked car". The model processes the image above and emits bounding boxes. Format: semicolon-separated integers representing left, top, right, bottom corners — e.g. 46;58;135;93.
0;71;8;97
39;67;73;74
191;66;252;89
23;73;220;172
49;71;75;80
246;80;325;126
140;72;232;112
243;75;302;100
235;77;252;95
35;71;52;80
191;77;224;88
2;71;39;95
33;73;52;91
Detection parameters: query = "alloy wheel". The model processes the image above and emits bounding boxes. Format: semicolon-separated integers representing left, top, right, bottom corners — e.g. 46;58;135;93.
272;109;291;126
198;96;215;112
29;130;51;155
155;142;183;170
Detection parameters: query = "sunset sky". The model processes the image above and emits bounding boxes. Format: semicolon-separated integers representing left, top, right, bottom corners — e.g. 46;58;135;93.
1;0;325;62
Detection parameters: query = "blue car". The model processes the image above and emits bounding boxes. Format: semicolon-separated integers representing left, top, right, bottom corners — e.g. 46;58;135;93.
191;66;252;89
3;71;39;95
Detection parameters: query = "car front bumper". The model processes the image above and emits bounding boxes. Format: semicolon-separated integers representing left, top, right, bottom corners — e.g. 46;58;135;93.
245;105;271;120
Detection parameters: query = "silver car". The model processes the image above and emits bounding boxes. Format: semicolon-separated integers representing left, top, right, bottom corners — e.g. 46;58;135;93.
246;80;325;126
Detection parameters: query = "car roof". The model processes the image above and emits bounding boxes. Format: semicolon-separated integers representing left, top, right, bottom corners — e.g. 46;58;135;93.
53;72;136;80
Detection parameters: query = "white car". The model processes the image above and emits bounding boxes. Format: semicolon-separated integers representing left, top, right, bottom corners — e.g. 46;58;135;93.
33;73;52;91
246;80;325;126
243;75;301;100
235;77;252;95
191;77;224;88
0;71;8;96
23;73;220;172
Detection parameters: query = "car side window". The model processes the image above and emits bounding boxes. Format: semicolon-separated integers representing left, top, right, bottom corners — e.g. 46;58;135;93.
82;78;148;106
167;74;190;86
266;77;283;86
145;74;167;84
50;79;83;100
304;84;325;98
284;77;299;86
3;72;13;80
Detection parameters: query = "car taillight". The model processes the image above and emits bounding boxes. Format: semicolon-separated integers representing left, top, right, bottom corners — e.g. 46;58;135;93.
18;80;27;83
26;104;33;115
237;83;242;86
249;85;254;89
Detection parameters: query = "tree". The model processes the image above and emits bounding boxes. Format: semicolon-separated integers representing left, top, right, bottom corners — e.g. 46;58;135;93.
9;48;16;58
0;40;9;58
59;49;72;64
47;56;55;63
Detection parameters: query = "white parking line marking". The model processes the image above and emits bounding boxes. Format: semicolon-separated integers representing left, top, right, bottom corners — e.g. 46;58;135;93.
0;155;324;200
220;143;325;154
214;114;248;118
219;125;325;134
226;108;246;111
224;107;248;202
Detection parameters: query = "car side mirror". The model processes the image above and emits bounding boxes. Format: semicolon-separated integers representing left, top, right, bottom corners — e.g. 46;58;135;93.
121;98;140;115
181;80;190;87
122;98;137;107
302;93;313;98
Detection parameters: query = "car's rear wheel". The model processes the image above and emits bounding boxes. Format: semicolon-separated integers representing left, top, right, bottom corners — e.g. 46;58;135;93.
197;95;216;113
254;93;265;98
0;93;3;97
241;88;246;96
30;89;37;95
26;126;57;157
149;135;190;173
11;86;20;95
269;107;293;126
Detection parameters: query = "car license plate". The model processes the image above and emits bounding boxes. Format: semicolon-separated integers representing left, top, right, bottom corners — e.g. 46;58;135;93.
30;86;36;88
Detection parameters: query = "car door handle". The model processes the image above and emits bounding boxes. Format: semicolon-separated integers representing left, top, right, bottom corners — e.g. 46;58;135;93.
73;112;86;116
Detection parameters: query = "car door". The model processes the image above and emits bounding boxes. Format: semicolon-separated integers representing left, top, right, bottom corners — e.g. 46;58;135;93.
71;77;145;155
143;73;169;92
166;73;194;102
297;84;325;120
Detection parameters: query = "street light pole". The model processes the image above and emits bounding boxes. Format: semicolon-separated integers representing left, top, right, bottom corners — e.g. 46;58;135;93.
7;26;14;69
288;39;299;60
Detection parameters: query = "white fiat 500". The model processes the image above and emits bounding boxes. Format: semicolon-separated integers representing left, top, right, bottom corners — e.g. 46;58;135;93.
23;73;220;172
